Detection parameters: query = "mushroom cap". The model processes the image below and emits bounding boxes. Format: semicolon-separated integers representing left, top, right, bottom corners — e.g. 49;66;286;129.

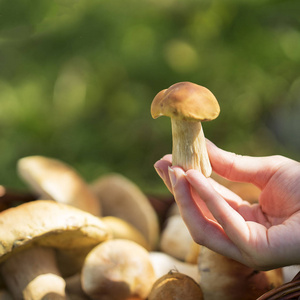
198;247;283;300
82;239;156;300
102;216;150;251
148;271;204;300
149;252;200;283
160;215;200;263
90;173;159;250
151;82;220;121
17;156;101;216
0;200;111;275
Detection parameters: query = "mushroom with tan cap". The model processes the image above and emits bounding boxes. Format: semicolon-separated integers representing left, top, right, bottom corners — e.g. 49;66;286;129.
149;251;200;283
151;82;220;177
160;214;200;264
17;155;101;216
81;239;156;300
198;247;283;300
0;200;111;300
102;216;150;250
90;173;159;250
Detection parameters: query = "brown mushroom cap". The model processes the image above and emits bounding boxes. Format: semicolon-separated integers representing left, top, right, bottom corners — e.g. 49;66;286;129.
90;173;159;250
148;271;204;300
198;247;283;300
17;156;101;216
151;82;220;121
0;200;111;275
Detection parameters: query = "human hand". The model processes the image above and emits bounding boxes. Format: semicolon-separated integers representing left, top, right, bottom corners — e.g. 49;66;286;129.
154;140;300;270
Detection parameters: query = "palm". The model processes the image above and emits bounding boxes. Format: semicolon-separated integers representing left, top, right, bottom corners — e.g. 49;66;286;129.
212;158;300;268
259;161;300;219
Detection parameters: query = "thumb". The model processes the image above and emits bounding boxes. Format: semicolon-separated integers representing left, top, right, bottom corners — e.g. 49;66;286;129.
206;140;281;189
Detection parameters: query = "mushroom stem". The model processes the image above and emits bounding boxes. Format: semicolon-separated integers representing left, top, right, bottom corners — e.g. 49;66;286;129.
171;118;212;177
1;246;67;300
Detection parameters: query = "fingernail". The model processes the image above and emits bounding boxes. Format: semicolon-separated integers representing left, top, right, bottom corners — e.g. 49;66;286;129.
168;166;177;187
154;165;164;180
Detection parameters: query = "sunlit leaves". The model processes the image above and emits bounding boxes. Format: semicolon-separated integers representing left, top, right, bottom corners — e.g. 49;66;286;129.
0;0;299;192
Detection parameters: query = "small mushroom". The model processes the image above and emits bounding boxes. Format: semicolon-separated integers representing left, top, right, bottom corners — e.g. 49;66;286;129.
149;252;200;283
151;82;220;177
102;216;150;250
81;239;156;300
198;247;283;300
17;156;101;216
148;271;204;300
160;214;200;264
0;200;111;299
90;173;160;250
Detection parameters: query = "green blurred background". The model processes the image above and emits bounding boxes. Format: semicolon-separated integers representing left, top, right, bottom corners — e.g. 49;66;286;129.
0;0;299;195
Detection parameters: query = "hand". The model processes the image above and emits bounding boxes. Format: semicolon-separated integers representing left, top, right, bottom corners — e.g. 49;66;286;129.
154;140;300;270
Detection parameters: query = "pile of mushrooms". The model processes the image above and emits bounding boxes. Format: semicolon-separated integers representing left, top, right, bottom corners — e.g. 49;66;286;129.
0;200;111;299
0;81;292;299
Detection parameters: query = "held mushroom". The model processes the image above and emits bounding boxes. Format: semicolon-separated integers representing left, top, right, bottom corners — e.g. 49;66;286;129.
81;239;156;300
0;200;111;299
17;156;101;216
151;82;220;177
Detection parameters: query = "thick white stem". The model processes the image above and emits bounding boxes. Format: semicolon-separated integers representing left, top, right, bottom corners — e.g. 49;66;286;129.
171;118;212;177
1;247;67;300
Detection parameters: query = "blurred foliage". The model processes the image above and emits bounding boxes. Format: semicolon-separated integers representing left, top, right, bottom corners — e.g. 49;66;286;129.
0;0;299;194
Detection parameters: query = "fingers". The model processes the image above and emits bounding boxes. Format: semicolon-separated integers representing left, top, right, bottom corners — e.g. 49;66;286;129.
154;155;173;193
154;157;243;260
206;140;283;189
168;166;243;261
185;169;252;246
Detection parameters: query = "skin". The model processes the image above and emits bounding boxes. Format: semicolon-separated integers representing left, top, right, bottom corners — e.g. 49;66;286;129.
154;139;300;271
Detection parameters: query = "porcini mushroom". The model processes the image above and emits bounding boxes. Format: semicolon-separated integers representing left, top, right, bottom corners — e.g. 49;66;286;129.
90;173;159;250
17;156;101;216
0;200;111;299
149;252;200;283
198;247;283;300
148;271;204;300
81;239;156;300
151;82;220;177
160;214;200;264
102;216;150;250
